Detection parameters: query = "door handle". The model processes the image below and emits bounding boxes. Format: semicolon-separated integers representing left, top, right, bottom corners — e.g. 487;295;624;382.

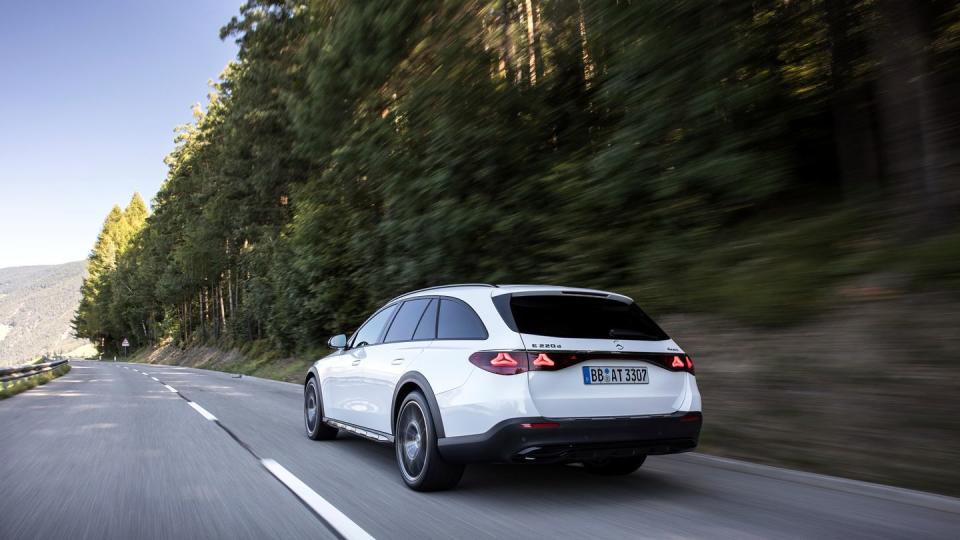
391;358;404;365
351;359;362;366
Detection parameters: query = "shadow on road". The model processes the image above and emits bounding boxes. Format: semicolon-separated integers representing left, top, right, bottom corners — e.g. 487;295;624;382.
331;431;693;500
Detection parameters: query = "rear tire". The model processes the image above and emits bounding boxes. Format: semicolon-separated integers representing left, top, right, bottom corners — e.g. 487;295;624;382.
395;391;464;491
304;378;338;440
582;456;646;476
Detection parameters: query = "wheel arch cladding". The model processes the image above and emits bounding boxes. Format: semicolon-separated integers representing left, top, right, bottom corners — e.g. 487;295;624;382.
304;367;323;415
305;366;319;386
392;372;446;439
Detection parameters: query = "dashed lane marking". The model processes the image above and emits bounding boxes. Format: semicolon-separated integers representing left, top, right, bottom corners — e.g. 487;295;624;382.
187;401;217;421
121;362;373;539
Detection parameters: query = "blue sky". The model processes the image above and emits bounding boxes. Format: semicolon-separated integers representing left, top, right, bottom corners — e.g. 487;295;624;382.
0;0;240;268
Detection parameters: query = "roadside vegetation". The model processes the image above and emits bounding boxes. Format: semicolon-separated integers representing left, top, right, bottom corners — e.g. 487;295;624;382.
73;1;959;495
0;363;72;400
73;1;960;354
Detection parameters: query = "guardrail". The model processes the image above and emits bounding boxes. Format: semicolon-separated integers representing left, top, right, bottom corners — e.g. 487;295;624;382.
0;359;70;384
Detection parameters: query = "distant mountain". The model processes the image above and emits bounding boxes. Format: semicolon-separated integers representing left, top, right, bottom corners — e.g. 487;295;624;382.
0;261;91;366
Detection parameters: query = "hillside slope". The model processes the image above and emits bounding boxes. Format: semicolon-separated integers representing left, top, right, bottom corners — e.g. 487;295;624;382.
0;261;90;365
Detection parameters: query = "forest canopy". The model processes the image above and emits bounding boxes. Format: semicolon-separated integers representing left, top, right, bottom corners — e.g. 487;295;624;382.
75;0;960;355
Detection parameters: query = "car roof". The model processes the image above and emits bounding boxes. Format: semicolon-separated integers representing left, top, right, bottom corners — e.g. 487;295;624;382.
390;283;632;304
493;284;632;303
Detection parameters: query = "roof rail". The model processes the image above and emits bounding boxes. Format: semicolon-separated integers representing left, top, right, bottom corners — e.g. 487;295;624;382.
388;283;497;303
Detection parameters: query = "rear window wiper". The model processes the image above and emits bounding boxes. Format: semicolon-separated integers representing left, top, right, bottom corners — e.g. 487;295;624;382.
608;328;663;340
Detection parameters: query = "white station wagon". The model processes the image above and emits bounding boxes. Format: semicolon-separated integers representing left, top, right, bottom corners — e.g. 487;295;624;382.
304;284;702;491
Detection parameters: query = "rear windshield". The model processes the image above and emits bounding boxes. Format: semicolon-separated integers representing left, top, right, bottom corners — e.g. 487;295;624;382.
507;295;669;341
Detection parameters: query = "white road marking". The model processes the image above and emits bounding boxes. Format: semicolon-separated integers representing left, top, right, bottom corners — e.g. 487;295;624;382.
261;459;374;540
150;377;159;382
164;385;177;393
187;401;217;421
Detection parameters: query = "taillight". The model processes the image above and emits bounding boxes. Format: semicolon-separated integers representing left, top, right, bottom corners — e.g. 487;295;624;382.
469;351;528;375
470;350;696;375
663;354;695;375
532;353;555;367
527;352;583;371
491;352;519;366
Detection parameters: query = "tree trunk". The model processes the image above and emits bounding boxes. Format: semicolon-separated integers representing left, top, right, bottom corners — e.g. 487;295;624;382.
826;0;881;201
218;282;227;336
522;0;543;84
183;301;190;342
227;269;234;320
577;0;592;84
500;0;515;82
871;0;954;233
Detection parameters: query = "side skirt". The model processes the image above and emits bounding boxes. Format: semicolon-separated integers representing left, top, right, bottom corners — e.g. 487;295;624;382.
323;417;394;444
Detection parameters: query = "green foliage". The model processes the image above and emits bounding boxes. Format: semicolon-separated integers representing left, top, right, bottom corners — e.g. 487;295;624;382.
73;195;150;354
75;0;960;354
899;232;960;290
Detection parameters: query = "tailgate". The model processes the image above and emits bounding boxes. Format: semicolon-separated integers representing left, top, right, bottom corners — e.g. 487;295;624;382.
522;334;689;418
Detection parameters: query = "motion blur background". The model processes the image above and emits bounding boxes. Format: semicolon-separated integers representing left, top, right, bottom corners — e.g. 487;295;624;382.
71;1;959;495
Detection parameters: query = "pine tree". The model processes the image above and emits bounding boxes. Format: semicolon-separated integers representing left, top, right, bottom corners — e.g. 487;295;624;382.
123;193;149;236
73;205;125;351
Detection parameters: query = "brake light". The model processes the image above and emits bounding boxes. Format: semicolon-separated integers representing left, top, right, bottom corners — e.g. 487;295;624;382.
532;353;555;367
491;352;519;366
527;351;581;371
469;351;528;375
471;350;696;375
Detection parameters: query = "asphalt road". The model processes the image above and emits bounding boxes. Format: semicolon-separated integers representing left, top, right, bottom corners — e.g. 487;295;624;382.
1;359;957;539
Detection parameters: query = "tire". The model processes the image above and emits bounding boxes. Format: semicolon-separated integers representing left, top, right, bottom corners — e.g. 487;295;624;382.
304;377;338;440
395;391;464;491
582;456;646;476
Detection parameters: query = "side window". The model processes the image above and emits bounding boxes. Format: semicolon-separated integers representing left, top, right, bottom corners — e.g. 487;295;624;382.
351;304;398;348
437;298;488;340
384;299;431;343
412;299;438;341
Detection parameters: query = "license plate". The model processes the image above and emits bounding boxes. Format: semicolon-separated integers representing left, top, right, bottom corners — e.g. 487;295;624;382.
582;366;648;385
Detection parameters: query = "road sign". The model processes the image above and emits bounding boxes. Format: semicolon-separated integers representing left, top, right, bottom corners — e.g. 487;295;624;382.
121;338;130;347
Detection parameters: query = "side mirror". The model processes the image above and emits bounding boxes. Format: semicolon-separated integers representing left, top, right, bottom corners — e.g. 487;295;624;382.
327;334;348;350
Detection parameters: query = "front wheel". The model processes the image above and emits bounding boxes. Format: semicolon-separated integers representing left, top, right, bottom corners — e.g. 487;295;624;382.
582;456;646;476
395;391;464;491
304;378;338;440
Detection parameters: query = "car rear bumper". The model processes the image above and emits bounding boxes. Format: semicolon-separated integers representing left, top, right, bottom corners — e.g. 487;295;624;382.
437;411;701;464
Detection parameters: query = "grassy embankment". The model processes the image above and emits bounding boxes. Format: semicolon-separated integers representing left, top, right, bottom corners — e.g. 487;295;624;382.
132;209;960;495
0;363;72;400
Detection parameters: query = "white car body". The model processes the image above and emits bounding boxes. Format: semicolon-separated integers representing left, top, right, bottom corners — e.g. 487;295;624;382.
305;284;702;489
